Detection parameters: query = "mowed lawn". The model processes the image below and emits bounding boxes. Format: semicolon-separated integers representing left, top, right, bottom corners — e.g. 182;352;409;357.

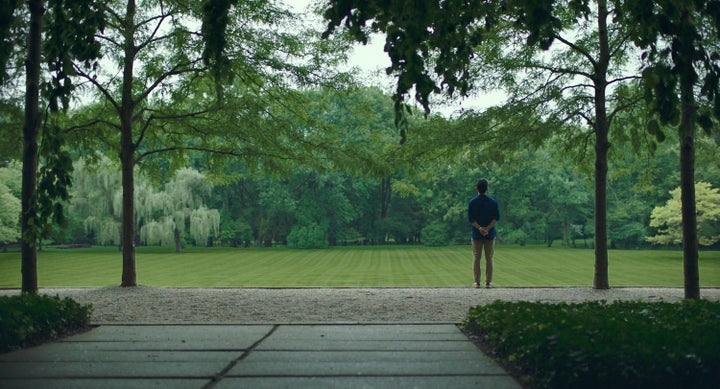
0;245;718;288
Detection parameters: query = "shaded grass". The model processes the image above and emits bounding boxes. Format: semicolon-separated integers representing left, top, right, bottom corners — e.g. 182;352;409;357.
0;245;718;288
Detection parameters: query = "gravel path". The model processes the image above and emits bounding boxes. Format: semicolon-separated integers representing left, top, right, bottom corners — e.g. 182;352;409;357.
4;287;719;324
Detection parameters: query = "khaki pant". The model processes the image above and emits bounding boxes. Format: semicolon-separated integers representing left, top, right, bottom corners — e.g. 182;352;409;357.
472;238;494;285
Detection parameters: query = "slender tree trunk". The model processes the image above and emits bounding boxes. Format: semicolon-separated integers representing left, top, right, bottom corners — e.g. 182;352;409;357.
678;10;700;300
593;0;610;289
120;130;136;286
174;227;182;253
679;104;699;299
380;176;391;219
120;0;137;287
21;0;44;294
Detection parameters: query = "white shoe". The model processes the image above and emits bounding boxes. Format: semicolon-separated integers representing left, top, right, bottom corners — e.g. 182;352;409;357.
485;283;492;289
473;282;480;288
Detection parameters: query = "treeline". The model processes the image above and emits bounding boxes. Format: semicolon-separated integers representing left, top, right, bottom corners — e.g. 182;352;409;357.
3;98;717;251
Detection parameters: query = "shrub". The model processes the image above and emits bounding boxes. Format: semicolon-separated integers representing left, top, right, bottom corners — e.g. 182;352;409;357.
463;300;720;388
0;294;93;353
422;222;450;246
287;223;328;249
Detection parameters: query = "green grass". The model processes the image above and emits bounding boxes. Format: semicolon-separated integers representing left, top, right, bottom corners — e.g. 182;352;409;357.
0;245;718;288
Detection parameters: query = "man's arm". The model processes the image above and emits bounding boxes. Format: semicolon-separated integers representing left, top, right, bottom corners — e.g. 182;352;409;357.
479;219;496;235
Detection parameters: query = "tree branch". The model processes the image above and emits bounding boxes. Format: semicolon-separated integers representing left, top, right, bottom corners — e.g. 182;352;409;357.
555;33;597;69
63;118;120;133
608;75;641;86
135;60;207;103
73;65;121;114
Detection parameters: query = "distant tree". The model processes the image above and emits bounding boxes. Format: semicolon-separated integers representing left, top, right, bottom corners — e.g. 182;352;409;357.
0;182;20;248
287;222;328;249
648;182;720;247
189;206;220;247
0;160;21;195
0;161;21;248
139;168;219;252
421;222;450;246
69;156;122;246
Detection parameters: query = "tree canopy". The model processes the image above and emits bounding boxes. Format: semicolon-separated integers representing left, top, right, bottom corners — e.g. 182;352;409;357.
0;0;718;296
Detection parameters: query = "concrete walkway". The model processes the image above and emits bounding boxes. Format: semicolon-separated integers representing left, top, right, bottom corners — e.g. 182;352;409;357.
0;324;521;388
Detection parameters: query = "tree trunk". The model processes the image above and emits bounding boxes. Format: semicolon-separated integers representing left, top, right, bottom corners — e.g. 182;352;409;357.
120;137;136;286
593;0;610;289
21;0;44;294
679;108;699;299
120;0;137;287
678;10;700;300
380;176;391;219
174;227;182;253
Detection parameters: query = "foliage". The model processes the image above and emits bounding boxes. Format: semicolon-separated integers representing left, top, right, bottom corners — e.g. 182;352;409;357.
0;181;20;246
463;300;720;388
0;102;22;162
648;182;720;246
54;118;718;251
287;222;329;249
0;293;92;353
68;158;221;248
57;0;353;286
421;221;450;246
321;0;652;290
621;0;720;298
621;0;720;136
67;157;122;246
0;161;21;246
141;168;220;250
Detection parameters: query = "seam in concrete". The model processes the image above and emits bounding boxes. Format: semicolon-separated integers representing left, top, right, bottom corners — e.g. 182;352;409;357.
203;324;278;389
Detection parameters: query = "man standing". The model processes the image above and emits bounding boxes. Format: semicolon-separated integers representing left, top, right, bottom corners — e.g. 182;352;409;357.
468;178;500;288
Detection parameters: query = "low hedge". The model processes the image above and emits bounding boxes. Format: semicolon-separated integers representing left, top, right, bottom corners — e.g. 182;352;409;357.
463;299;720;388
0;293;92;353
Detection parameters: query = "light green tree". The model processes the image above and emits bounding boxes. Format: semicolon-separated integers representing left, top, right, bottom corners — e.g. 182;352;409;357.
69;156;122;246
190;206;220;247
0;162;21;247
139;168;219;252
648;182;720;247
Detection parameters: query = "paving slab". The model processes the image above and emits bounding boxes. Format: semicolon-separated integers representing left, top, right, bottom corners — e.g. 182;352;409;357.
0;347;239;363
231;350;506;376
0;361;228;379
216;376;521;389
0;324;521;389
0;378;209;389
61;325;274;350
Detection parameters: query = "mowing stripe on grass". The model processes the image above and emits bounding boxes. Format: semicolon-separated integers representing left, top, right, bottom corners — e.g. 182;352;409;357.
0;245;718;287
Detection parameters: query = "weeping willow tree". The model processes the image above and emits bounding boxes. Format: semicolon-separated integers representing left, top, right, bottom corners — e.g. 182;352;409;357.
139;167;219;252
71;160;219;250
70;156;122;247
190;206;220;247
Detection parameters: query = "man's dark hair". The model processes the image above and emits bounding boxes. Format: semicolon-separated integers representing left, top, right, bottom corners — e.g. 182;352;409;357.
476;179;488;194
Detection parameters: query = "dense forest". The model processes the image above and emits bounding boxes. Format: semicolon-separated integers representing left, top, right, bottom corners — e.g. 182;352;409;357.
1;0;719;294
